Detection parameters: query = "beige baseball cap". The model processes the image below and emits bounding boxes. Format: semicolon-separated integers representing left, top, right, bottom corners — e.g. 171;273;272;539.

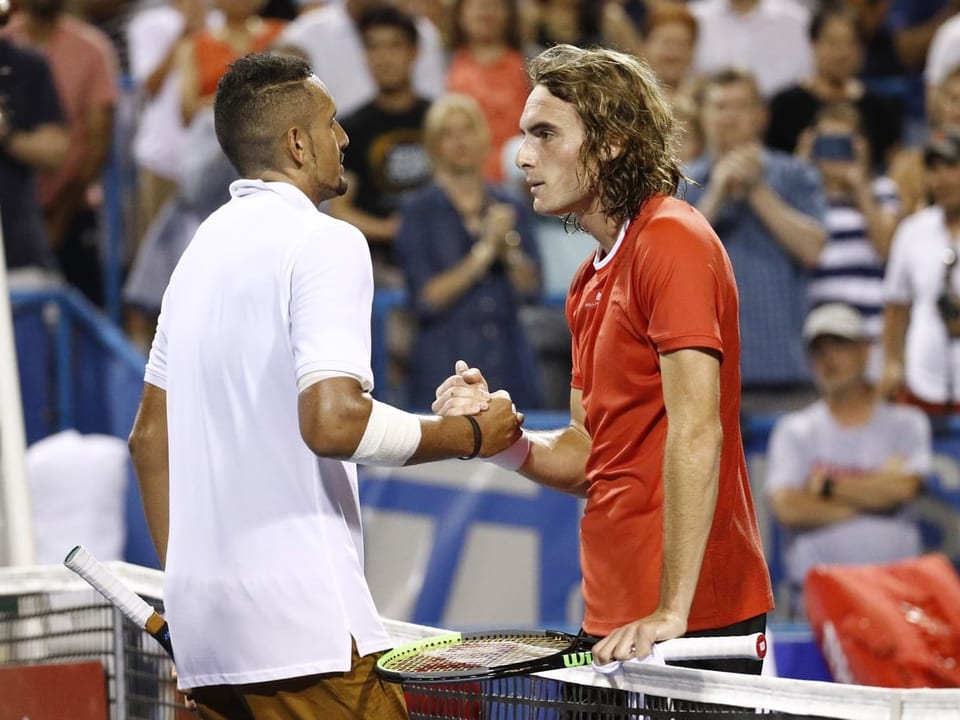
802;303;867;345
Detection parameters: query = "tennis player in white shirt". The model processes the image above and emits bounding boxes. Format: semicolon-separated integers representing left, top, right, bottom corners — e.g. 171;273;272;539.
128;51;523;719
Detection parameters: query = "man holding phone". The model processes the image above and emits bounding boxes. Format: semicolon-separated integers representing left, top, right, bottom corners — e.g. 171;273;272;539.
801;102;900;380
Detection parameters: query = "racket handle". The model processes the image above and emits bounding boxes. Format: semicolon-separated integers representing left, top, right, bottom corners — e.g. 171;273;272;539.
658;632;767;661
64;545;175;659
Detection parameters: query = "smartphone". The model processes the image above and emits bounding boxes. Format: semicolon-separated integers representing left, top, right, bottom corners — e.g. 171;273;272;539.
812;134;855;161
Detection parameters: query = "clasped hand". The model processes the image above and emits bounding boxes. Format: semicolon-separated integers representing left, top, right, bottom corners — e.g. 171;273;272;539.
435;360;525;456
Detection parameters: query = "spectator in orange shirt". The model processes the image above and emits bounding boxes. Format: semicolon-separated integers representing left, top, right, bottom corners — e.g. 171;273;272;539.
446;0;529;184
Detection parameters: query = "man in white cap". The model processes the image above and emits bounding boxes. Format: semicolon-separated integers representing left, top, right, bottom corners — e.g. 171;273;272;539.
765;302;932;617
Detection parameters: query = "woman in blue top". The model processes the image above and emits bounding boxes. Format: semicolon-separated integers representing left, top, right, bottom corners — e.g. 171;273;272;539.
396;93;543;410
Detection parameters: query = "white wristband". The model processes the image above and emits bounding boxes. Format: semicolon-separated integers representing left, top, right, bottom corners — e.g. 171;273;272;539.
486;432;531;471
350;399;421;466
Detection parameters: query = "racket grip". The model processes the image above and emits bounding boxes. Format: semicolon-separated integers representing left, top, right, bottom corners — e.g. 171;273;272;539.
658;632;767;661
64;545;175;659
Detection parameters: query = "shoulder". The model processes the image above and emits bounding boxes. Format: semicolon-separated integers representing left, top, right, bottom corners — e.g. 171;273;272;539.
773;401;826;440
60;16;116;57
896;206;942;237
875;401;931;433
636;196;721;255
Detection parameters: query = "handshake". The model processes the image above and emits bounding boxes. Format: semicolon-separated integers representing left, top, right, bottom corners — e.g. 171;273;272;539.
433;360;528;462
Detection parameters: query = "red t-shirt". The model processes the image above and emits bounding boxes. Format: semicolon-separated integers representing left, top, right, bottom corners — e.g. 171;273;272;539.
566;195;773;635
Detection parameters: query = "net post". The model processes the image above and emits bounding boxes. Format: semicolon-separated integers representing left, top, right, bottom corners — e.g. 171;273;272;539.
0;207;35;566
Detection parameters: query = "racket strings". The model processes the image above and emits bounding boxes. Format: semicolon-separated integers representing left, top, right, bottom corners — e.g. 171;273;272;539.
384;636;573;673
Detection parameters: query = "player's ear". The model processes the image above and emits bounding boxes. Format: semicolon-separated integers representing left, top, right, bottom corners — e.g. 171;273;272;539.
600;138;625;161
285;127;307;165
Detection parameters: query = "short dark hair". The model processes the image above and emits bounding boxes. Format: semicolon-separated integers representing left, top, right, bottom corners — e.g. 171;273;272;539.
808;3;862;44
358;4;419;46
699;67;763;106
214;52;315;176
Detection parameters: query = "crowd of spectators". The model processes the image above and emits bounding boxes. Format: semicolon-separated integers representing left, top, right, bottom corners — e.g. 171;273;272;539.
2;0;959;413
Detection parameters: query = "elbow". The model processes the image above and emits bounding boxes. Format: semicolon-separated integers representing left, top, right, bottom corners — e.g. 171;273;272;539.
800;233;827;268
128;421;155;467
299;391;371;459
38;129;69;169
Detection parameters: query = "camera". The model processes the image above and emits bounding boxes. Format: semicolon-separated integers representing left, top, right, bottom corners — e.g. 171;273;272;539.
811;134;855;161
940;247;960;336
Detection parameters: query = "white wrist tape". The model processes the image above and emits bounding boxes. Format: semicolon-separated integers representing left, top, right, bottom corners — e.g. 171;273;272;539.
486;432;531;471
350;399;422;466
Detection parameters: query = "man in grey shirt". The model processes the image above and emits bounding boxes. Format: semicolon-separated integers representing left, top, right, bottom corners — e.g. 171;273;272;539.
766;303;932;617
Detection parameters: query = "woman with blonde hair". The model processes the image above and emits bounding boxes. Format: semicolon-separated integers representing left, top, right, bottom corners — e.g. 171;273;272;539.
396;93;543;409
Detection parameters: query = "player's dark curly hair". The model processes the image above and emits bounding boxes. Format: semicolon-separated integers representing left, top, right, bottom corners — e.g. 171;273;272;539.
214;52;315;176
528;44;683;227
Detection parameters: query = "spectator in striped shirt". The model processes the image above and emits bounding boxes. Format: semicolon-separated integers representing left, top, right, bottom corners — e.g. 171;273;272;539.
799;102;899;380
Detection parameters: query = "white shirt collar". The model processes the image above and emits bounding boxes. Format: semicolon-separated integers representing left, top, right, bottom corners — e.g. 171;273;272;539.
229;178;319;213
593;222;629;270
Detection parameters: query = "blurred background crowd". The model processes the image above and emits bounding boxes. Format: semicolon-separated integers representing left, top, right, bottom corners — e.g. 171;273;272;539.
3;0;960;419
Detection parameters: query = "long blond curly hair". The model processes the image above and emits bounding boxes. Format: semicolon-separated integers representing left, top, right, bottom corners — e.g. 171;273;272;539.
527;44;683;226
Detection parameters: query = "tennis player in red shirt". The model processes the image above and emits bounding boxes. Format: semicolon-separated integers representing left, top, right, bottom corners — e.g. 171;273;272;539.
433;43;774;674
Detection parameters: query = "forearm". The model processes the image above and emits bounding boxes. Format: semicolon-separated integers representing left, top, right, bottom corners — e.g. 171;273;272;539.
142;39;184;98
504;248;540;298
882;304;909;369
420;244;496;311
328;202;397;244
748;184;825;267
893;12;953;71
770;487;859;528
658;423;720;619
128;386;170;568
694;184;727;226
517;425;590;496
855;188;896;259
833;471;923;511
77;114;114;187
5;125;68;169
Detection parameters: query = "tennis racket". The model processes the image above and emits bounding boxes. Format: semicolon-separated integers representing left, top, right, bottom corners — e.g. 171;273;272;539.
376;628;766;682
63;545;174;660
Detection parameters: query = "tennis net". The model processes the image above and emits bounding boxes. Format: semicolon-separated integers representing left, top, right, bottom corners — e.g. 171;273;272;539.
1;562;958;719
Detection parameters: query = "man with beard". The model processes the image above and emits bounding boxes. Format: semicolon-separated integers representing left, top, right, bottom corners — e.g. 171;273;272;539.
128;52;523;719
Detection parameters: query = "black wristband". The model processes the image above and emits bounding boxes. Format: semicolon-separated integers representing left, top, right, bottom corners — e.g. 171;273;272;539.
820;476;834;499
458;415;482;460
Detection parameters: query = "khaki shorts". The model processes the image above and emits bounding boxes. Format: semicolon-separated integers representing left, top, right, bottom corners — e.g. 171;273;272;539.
190;641;408;720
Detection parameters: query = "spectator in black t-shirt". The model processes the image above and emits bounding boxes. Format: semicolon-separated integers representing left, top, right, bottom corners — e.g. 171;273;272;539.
327;5;432;289
0;38;68;272
765;3;903;172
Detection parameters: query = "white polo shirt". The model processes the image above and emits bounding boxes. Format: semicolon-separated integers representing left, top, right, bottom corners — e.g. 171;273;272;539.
145;179;392;689
883;205;960;404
